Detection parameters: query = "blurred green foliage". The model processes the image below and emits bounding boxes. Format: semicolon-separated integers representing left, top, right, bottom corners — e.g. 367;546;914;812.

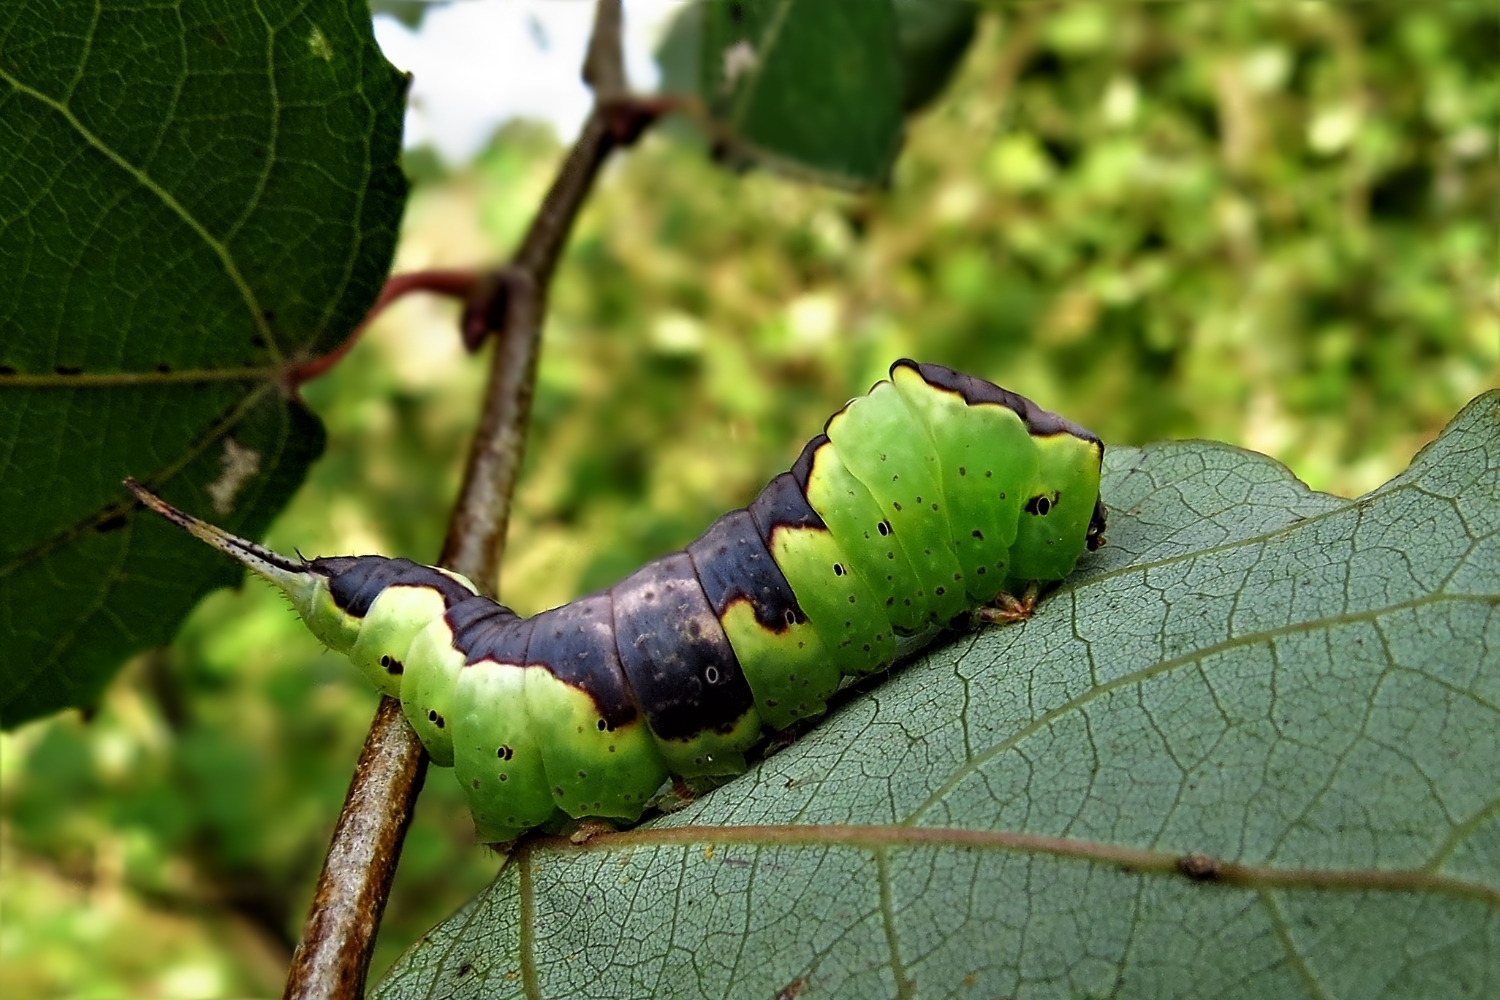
3;2;1496;995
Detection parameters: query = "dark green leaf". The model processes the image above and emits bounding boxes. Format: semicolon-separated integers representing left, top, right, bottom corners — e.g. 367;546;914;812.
699;0;905;188
894;0;978;112
0;0;408;726
375;393;1500;999
369;0;434;31
654;0;703;99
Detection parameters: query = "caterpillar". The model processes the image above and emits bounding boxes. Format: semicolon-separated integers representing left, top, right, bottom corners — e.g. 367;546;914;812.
127;360;1106;843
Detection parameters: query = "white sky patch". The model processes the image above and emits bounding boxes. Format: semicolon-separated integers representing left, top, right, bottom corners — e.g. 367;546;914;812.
373;0;681;164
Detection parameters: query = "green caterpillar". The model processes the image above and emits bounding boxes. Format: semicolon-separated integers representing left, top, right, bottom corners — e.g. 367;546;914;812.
128;361;1105;842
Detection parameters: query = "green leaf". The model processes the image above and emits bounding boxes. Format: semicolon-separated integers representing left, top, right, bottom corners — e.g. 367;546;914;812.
369;0;433;31
698;0;905;188
0;0;408;726
654;0;703;100
375;393;1500;999
893;0;978;112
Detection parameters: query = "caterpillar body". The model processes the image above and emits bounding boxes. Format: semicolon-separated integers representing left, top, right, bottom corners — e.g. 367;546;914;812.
128;360;1106;843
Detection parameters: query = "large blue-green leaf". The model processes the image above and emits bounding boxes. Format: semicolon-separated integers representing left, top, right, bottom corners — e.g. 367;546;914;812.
376;392;1499;999
0;0;408;726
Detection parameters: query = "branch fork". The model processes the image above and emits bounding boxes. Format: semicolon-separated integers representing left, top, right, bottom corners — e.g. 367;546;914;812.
281;3;651;997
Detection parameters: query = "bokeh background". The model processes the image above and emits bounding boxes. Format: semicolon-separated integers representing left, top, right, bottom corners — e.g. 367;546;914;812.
3;2;1496;996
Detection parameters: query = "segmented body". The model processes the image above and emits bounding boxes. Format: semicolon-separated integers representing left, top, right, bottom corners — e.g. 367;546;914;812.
130;360;1106;842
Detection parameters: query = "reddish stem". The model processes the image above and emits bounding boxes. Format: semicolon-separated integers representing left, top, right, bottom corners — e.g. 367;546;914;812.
287;269;481;387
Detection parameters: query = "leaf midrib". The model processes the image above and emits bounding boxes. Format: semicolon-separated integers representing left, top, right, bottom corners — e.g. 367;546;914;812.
527;823;1500;906
0;367;279;386
0;69;282;363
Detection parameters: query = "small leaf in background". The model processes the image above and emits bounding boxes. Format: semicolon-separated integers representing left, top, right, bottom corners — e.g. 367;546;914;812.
893;0;978;112
655;0;704;100
374;393;1500;1000
369;0;434;31
696;0;906;188
0;0;408;726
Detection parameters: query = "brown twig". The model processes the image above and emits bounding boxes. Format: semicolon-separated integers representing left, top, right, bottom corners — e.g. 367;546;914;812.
583;0;627;101
441;109;623;581
443;5;662;587
281;2;653;997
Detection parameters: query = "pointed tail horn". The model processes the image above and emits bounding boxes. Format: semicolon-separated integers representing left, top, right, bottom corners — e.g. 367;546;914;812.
123;478;315;594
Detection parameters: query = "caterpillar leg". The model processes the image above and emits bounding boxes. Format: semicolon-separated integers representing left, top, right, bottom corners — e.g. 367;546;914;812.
977;581;1042;626
760;725;806;758
567;818;619;844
